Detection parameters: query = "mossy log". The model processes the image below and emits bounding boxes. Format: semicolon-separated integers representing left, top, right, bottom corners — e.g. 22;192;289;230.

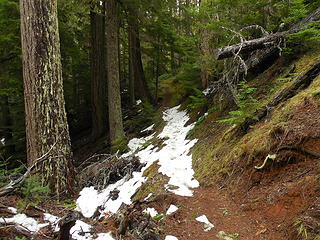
241;59;320;132
214;7;320;60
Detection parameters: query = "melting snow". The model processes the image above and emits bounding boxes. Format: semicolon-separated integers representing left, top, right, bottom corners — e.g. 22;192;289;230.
166;205;178;215
4;105;198;238
8;207;17;214
0;214;48;232
165;236;179;240
142;124;155;132
95;233;115;240
77;105;199;218
143;208;158;217
196;215;214;232
70;220;92;240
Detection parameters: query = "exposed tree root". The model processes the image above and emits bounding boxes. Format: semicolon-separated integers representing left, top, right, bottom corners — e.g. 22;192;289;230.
255;146;320;170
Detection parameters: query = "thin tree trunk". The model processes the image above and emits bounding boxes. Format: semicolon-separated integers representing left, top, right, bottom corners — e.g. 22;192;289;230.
106;0;125;144
155;35;161;103
199;0;216;89
0;95;14;157
128;27;135;106
20;0;75;197
90;3;108;141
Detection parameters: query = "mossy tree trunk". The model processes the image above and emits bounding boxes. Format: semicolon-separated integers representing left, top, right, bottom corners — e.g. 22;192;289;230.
20;0;75;197
90;2;108;141
106;0;125;145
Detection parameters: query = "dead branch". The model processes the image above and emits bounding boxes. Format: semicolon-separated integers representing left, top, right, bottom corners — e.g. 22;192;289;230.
0;143;57;197
215;7;320;60
78;154;145;190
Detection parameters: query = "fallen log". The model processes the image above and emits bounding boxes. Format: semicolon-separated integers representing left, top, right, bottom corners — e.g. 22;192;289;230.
206;47;280;97
241;59;320;132
215;7;320;60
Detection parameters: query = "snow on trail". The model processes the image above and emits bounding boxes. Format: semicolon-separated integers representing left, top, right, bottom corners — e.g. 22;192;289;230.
3;105;197;239
77;105;199;217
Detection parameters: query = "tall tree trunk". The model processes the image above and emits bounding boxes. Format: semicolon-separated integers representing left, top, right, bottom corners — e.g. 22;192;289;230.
106;0;125;145
128;28;135;106
127;7;153;104
20;0;74;197
90;3;108;141
199;0;214;89
155;35;161;103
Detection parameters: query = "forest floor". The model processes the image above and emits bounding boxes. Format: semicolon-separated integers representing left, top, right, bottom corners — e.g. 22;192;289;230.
2;51;320;239
1;102;319;240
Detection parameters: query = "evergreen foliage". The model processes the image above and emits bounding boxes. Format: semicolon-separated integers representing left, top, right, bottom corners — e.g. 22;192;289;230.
0;0;319;178
218;81;260;125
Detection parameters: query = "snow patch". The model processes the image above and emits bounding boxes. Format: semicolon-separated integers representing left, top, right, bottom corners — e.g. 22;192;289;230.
142;124;155;132
143;208;158;217
195;215;214;232
0;214;48;232
144;193;152;200
95;232;115;240
44;213;60;225
71;220;92;240
77;105;198;219
202;87;212;96
165;236;179;240
8;207;17;214
166;205;178;215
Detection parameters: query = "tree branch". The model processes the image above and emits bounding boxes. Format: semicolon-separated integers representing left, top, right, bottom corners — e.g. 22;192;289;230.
0;142;57;197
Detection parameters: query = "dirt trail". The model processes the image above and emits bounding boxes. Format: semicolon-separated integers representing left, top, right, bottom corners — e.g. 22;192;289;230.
156;149;319;240
157;186;284;240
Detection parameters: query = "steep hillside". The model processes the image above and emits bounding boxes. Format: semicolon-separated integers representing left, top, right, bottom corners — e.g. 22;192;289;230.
189;50;320;239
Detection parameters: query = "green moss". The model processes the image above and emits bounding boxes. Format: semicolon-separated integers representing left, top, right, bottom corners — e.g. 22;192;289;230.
133;162;168;201
191;49;320;187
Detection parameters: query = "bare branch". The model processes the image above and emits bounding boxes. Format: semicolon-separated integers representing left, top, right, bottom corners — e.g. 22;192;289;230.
0;142;57;197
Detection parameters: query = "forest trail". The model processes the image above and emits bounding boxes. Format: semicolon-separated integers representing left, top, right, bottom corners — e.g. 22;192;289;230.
1;104;318;240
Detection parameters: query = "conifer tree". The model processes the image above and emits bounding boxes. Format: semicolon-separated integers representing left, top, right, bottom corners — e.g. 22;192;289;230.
20;0;75;197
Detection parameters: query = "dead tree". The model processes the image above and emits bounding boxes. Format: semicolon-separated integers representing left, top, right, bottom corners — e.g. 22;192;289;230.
214;7;320;60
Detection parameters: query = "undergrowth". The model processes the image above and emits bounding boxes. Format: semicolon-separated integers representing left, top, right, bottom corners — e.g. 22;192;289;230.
17;174;50;211
218;81;260;125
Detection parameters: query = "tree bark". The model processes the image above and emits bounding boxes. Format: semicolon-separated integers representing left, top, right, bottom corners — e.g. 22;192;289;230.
106;0;125;144
199;0;216;89
20;0;75;197
128;27;135;106
127;6;153;104
90;2;108;141
215;7;320;60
